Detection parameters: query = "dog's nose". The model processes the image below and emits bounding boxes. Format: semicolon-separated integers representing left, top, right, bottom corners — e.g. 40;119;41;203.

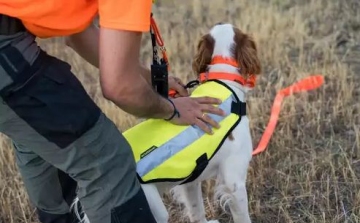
216;22;223;25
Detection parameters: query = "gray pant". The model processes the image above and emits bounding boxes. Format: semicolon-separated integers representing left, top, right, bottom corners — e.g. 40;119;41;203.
0;34;156;223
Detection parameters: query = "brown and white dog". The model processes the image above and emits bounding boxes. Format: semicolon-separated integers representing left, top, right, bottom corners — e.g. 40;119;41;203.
72;23;261;223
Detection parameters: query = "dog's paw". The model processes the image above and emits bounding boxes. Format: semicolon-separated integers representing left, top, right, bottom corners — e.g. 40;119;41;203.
207;220;220;223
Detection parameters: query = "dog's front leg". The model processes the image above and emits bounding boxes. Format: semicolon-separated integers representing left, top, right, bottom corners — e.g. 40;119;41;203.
141;184;169;223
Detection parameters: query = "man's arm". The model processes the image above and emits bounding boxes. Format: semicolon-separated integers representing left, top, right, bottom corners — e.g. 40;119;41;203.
98;27;174;119
138;62;152;84
65;23;99;68
65;22;174;119
65;23;152;84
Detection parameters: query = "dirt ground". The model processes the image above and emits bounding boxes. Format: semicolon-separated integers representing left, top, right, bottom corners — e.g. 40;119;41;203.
1;0;359;222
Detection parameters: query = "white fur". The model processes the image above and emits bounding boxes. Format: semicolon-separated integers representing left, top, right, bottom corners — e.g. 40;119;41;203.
71;23;253;223
210;24;235;59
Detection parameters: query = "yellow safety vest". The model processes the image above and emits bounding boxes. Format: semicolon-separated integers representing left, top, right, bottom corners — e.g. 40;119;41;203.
123;80;246;184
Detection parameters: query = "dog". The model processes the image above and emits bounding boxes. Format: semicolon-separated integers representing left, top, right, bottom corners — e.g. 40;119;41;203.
72;22;261;223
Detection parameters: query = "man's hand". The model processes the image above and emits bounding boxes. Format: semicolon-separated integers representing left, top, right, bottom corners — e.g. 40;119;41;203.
65;19;225;129
168;76;189;97
168;96;225;134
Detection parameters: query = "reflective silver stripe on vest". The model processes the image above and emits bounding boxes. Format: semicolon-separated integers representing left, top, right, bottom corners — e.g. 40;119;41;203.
136;94;235;177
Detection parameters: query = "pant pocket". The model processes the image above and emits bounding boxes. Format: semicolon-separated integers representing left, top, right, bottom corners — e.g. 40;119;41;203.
1;55;101;149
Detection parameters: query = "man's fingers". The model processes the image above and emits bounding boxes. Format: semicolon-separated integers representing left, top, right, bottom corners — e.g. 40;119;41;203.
172;83;189;96
169;76;189;97
170;76;180;83
173;93;182;98
200;113;220;129
194;118;212;134
194;96;222;105
193;97;225;116
201;104;226;117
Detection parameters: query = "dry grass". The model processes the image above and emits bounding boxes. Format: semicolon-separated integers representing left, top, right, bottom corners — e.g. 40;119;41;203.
1;0;360;222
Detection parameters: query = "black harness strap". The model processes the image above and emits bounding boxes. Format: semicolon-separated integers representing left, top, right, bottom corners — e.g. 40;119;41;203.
180;153;209;185
231;101;247;116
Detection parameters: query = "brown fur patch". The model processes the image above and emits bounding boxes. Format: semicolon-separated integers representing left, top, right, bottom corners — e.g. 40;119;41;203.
192;34;215;75
232;28;262;77
191;26;262;80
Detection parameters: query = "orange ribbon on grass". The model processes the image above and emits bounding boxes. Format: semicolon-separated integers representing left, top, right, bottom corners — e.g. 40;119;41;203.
252;75;325;156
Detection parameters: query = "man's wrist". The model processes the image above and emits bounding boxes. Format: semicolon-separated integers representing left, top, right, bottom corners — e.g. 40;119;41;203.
162;98;180;121
156;96;175;120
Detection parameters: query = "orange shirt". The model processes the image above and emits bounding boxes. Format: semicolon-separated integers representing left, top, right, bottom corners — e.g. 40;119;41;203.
0;0;153;38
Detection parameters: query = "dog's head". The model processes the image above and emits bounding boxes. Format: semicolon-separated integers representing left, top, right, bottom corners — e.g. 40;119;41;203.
192;23;261;81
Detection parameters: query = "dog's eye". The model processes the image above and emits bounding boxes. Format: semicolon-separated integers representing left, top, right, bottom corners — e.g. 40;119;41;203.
216;22;223;25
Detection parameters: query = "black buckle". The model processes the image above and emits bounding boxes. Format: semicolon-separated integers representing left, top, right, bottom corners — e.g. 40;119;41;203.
185;80;200;89
151;63;169;98
231;101;246;116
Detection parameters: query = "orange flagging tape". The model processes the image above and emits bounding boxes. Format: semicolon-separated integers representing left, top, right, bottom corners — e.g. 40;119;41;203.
252;75;325;156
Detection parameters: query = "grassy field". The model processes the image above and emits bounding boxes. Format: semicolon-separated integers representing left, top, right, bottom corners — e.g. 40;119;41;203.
1;0;359;222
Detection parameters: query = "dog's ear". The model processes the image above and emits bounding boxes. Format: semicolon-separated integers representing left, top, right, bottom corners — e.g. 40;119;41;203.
232;28;262;78
192;34;215;74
